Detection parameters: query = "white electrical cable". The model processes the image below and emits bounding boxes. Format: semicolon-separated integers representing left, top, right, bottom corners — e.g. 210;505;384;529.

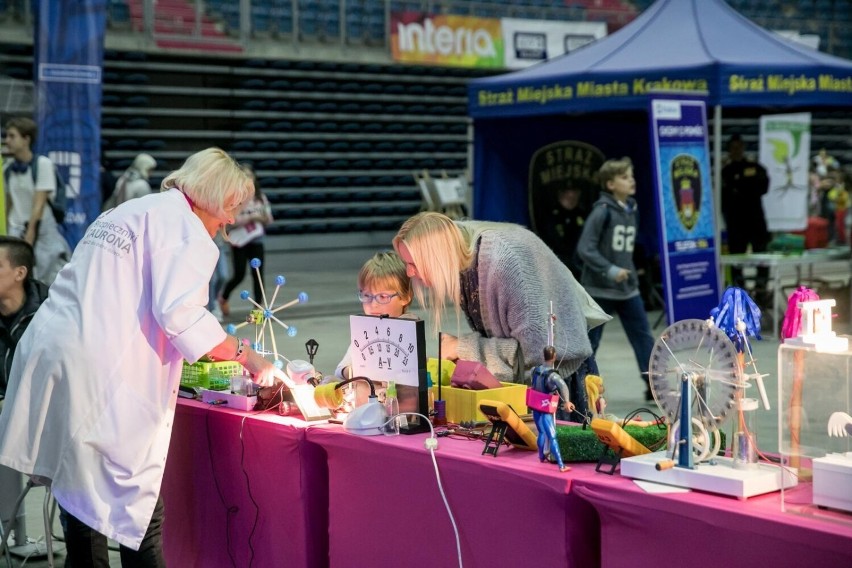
385;412;464;568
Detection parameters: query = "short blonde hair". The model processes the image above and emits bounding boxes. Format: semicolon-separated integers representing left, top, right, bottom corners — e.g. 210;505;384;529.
598;157;633;192
393;212;473;332
358;251;412;306
161;148;253;217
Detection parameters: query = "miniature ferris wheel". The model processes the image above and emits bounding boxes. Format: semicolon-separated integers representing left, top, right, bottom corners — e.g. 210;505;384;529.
225;257;308;370
649;319;739;467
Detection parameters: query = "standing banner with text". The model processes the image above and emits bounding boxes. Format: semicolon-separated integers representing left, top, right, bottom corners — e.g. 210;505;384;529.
759;112;811;231
649;98;720;324
34;0;106;249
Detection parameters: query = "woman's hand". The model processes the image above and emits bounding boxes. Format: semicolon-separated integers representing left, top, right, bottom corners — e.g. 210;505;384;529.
244;349;291;388
440;333;460;361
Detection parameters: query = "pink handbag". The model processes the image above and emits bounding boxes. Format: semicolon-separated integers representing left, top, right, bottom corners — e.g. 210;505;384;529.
526;388;559;414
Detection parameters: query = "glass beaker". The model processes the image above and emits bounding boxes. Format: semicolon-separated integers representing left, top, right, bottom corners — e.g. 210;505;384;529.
732;397;759;469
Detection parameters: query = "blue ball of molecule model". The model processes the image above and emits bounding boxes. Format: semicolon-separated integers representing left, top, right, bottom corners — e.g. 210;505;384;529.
264;309;273;318
276;275;285;286
274;359;285;370
226;324;237;335
250;258;261;269
240;290;250;300
288;326;298;337
298;292;309;303
251;342;261;350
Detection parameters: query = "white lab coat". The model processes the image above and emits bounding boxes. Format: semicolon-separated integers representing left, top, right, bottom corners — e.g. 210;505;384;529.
0;188;226;549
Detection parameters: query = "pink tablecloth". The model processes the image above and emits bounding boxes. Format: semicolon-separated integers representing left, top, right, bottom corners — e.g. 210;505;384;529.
306;426;602;568
572;475;852;568
162;399;328;568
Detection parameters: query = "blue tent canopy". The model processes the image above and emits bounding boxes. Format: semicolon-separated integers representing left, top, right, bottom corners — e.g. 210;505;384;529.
469;0;852;118
467;0;852;244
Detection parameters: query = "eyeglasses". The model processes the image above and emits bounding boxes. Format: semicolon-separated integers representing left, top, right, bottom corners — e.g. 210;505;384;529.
357;292;399;304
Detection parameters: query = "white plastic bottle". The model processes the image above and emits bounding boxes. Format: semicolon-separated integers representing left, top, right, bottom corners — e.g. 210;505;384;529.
384;381;400;436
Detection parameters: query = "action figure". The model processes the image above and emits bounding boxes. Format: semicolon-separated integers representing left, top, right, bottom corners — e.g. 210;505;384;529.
529;345;574;472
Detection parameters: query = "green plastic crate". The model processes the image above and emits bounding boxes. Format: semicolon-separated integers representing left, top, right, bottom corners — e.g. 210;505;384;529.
180;360;241;391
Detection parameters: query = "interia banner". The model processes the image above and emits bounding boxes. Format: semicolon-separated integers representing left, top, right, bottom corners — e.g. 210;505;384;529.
648;98;720;323
390;12;504;67
758;112;811;231
34;0;106;249
501;18;606;69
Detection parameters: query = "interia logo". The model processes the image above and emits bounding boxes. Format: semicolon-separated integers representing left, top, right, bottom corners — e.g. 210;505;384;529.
396;18;496;57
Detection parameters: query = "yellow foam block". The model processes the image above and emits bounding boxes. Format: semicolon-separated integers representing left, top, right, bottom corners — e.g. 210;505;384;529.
433;382;527;424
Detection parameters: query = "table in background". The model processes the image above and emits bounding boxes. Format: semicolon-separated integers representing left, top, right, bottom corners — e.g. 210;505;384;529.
306;426;602;568
573;474;852;568
162;399;328;568
719;247;851;336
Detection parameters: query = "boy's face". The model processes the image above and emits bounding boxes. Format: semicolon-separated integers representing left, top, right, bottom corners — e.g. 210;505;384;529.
3;127;30;158
0;248;25;299
359;282;409;318
607;167;635;202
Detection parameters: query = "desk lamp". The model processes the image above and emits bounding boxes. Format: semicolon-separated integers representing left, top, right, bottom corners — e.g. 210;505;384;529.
314;377;386;436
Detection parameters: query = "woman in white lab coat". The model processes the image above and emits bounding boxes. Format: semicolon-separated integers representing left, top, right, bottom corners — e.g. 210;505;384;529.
0;148;286;566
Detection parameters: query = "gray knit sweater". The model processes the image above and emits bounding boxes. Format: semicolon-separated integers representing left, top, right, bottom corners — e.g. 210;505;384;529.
455;222;603;383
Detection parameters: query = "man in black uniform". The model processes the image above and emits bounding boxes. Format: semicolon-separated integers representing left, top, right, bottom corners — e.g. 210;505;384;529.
540;185;589;279
721;134;770;293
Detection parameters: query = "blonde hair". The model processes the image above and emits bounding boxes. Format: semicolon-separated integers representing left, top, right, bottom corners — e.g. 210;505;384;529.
598;157;633;191
358;251;412;307
393;212;475;332
161;148;253;217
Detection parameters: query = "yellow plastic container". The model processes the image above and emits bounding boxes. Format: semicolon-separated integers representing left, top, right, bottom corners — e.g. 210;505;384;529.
432;382;528;424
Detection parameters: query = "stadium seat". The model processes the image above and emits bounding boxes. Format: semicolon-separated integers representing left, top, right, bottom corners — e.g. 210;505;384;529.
272;120;294;131
281;140;306;151
125;117;150;129
231;140;256;152
256;140;280;152
270;100;292;111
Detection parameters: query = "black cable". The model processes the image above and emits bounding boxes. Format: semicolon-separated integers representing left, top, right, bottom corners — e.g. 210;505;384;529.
204;409;238;568
239;415;260;568
620;407;669;452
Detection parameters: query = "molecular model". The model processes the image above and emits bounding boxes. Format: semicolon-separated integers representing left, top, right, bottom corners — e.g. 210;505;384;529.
225;257;309;370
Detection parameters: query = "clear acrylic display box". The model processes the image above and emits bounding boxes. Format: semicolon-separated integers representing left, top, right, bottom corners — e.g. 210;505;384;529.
777;341;852;525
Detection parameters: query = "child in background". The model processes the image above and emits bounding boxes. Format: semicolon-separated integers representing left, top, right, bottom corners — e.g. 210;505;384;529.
576;157;655;401
219;166;273;316
335;251;413;380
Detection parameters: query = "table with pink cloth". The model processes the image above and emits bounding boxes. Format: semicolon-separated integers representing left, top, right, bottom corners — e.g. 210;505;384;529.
161;399;328;568
305;426;602;568
572;474;852;568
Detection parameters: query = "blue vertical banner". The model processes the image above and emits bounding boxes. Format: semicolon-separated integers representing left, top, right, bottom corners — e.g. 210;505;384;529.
34;0;106;249
648;98;720;323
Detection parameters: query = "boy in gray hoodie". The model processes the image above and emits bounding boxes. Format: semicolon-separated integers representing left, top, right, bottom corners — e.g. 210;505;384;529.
577;157;655;401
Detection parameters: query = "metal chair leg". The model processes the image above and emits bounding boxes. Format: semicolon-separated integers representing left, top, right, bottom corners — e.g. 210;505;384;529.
42;487;55;568
0;515;13;568
0;477;32;560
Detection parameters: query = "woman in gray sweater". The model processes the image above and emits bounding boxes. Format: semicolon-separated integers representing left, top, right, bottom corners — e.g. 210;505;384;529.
393;212;608;419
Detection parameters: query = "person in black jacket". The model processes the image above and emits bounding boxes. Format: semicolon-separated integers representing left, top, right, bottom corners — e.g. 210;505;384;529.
0;236;48;401
0;236;47;552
